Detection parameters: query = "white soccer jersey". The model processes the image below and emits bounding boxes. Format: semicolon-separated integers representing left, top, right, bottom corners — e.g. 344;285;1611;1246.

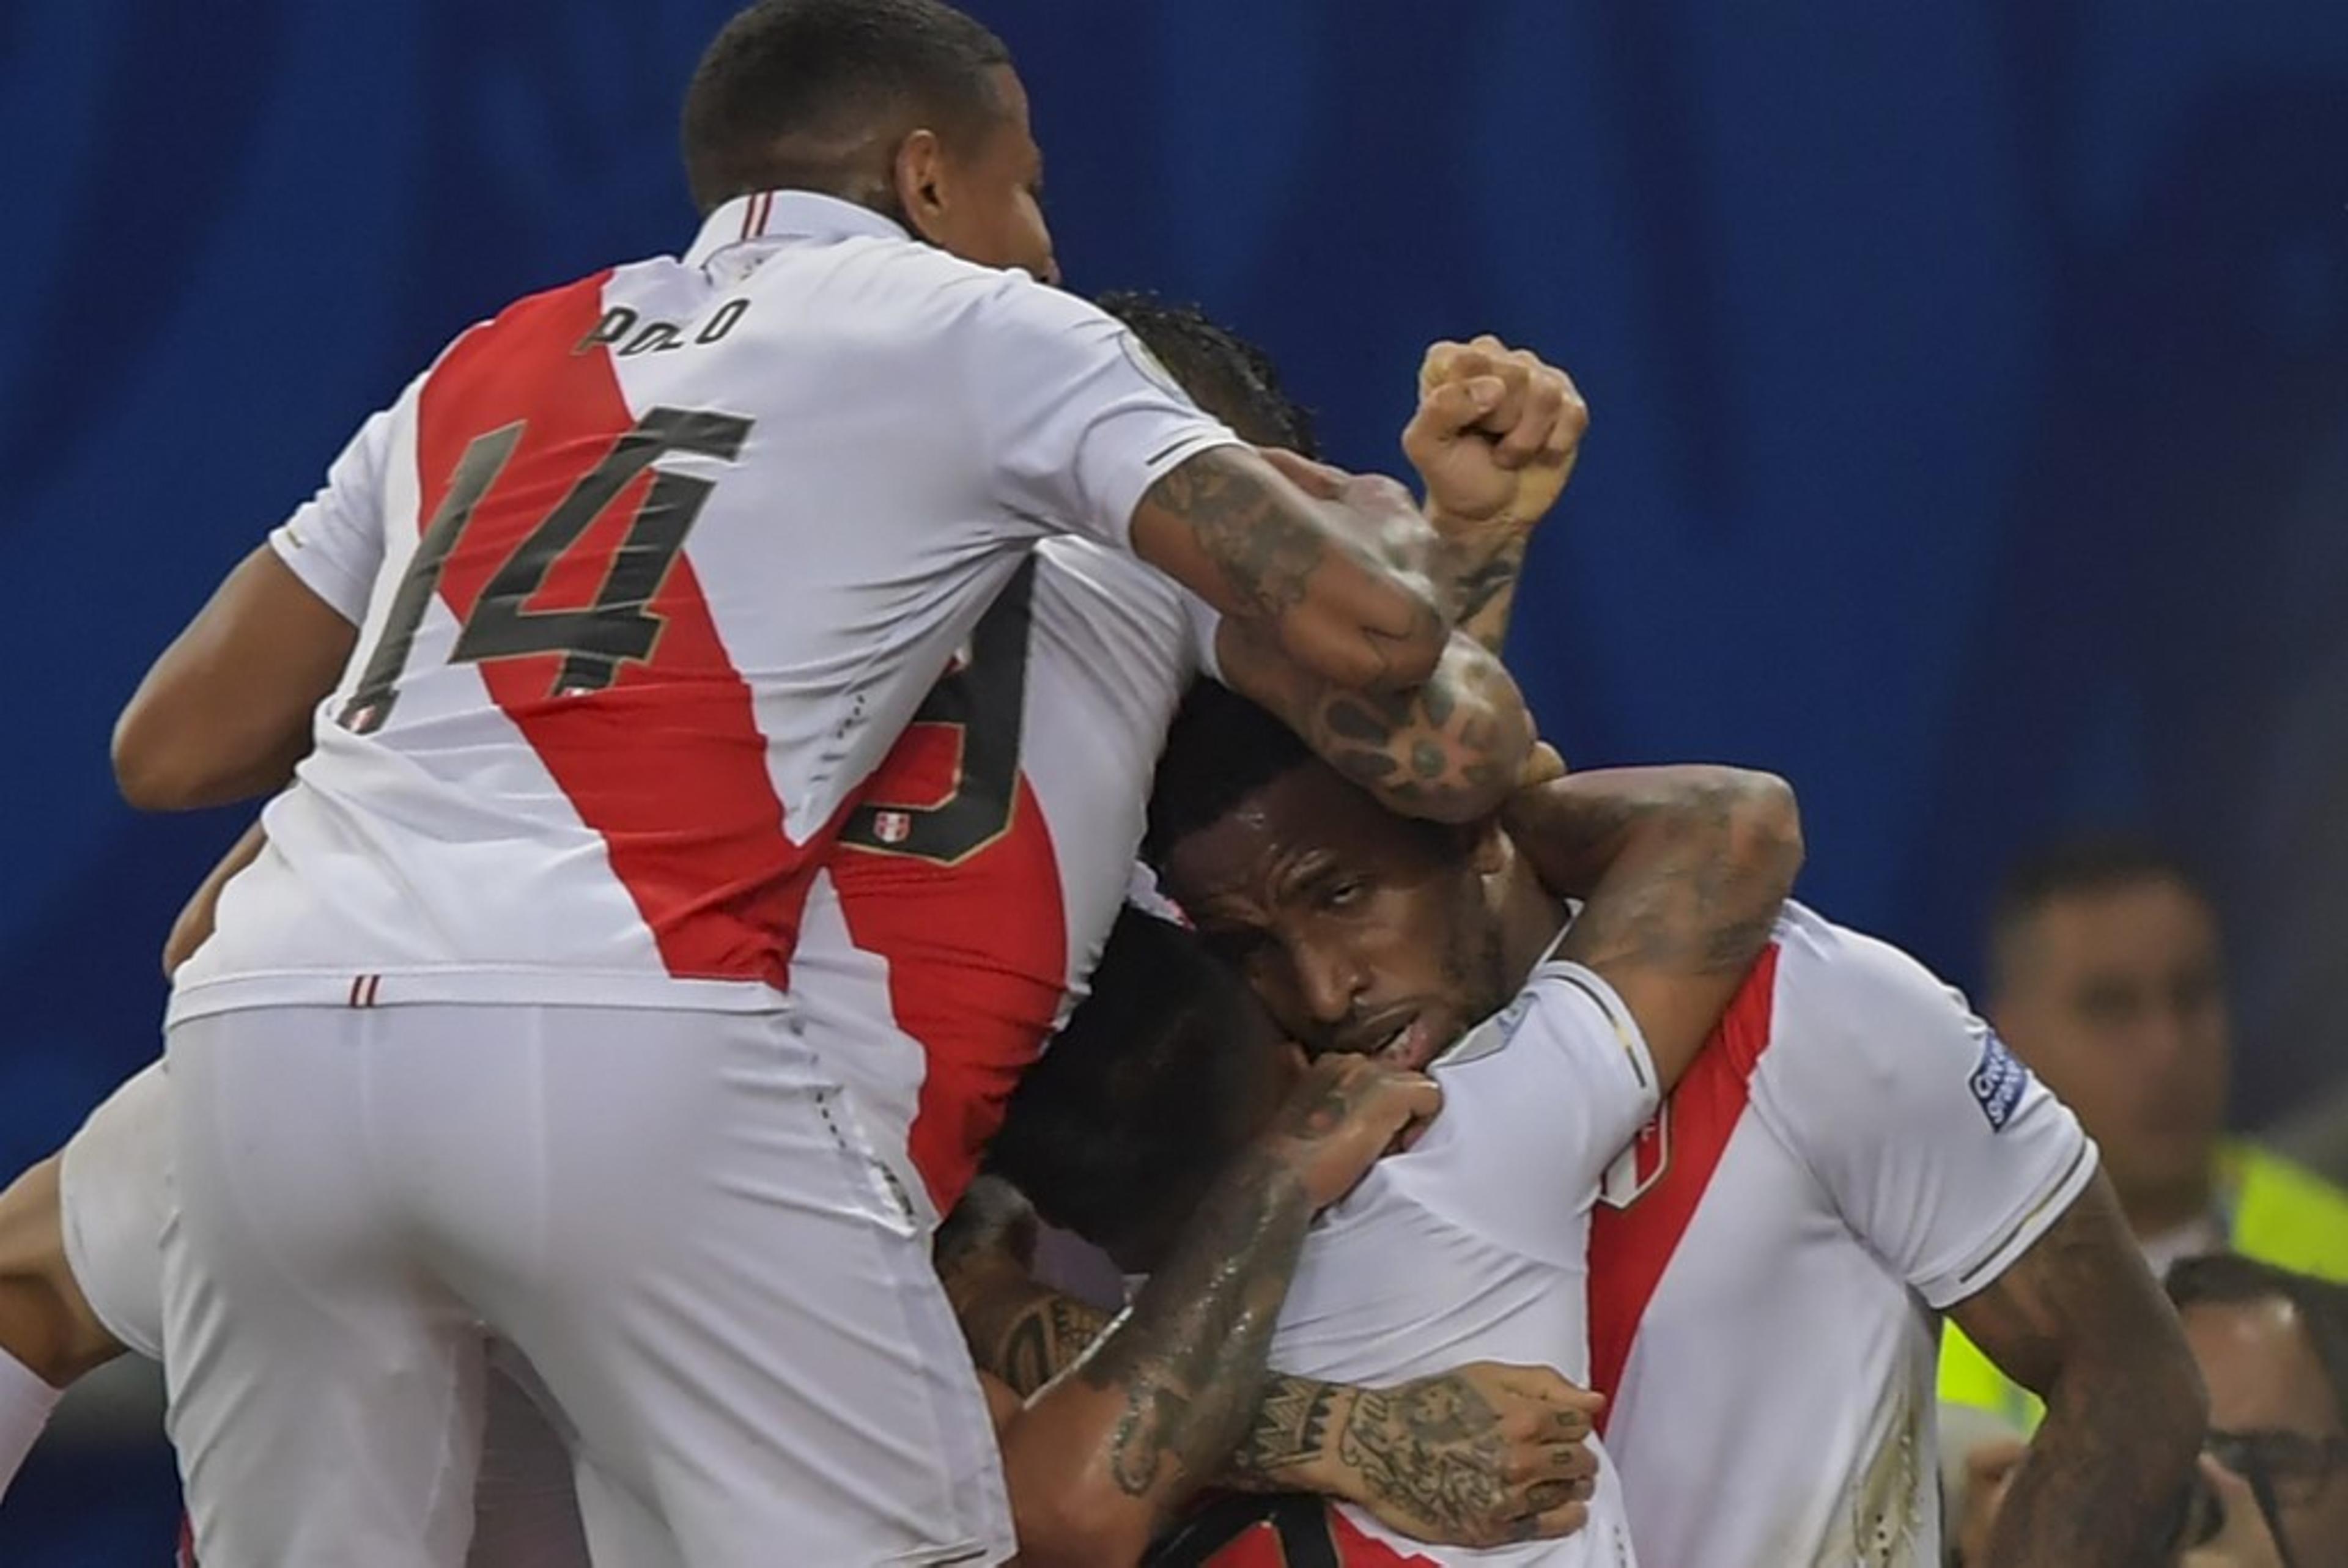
790;536;1222;1218
1587;903;2095;1568
171;191;1234;1026
1261;956;1655;1567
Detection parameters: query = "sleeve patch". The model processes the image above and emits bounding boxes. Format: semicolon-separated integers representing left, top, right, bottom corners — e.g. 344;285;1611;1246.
1970;1031;2030;1132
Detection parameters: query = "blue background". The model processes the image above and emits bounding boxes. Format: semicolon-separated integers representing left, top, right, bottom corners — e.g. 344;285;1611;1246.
4;1;2345;1556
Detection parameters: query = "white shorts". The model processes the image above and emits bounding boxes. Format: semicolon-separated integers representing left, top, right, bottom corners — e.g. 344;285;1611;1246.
57;1060;169;1364
161;1002;1013;1568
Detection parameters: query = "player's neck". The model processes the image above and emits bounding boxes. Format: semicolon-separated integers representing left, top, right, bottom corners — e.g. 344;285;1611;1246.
1501;875;1571;988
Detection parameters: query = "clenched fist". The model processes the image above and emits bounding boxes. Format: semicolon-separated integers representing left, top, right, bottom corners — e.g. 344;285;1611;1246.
1405;336;1587;538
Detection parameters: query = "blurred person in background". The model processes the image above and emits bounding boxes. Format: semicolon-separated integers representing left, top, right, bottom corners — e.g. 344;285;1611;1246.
1941;839;2348;1429
1955;1256;2348;1567
2171;1256;2348;1567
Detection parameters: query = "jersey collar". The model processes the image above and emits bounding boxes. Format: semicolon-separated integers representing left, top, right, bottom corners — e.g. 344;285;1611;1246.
684;190;910;271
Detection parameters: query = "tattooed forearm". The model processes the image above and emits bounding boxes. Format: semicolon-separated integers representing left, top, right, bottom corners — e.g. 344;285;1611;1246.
1955;1176;2206;1568
1139;448;1449;692
1506;767;1800;1088
953;1282;1120;1400
1516;770;1796;978
1435;532;1529;657
1224;1376;1349;1484
1072;1147;1316;1500
1150;453;1324;620
1220;617;1533;825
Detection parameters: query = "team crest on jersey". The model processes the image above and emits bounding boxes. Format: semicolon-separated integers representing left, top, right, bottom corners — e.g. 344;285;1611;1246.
870;811;913;845
1970;1029;2029;1132
1599;1106;1671;1208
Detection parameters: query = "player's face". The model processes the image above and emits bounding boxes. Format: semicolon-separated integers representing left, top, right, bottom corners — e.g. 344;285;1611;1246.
1163;763;1515;1070
1992;881;2228;1226
911;66;1059;285
2183;1297;2348;1564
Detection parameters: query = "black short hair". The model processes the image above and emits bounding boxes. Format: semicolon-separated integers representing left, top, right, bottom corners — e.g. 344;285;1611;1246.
984;907;1265;1268
680;0;1011;214
1143;678;1322;870
2167;1253;2348;1428
1987;836;2217;987
1094;292;1320;457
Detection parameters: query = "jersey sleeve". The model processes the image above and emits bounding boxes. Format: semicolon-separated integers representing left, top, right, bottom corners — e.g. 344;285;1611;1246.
265;399;401;625
1752;928;2099;1311
1383;959;1663;1266
965;279;1242;552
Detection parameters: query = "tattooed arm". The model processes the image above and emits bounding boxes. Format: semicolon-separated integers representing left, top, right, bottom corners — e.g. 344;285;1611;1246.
1949;1174;2206;1567
1130;448;1450;695
1190;337;1587;823
939;1176;1600;1547
1506;766;1802;1087
945;1256;1598;1548
1214;620;1533;825
1403;336;1587;657
962;1056;1436;1568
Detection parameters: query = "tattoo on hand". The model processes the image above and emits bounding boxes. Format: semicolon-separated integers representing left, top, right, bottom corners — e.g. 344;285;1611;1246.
1336;1376;1517;1536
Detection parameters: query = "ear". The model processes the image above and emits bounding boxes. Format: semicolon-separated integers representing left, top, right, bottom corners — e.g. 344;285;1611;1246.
890;127;950;240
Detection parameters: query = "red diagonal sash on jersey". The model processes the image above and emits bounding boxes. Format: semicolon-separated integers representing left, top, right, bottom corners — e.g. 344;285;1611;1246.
413;275;817;987
1586;944;1781;1432
830;770;1066;1213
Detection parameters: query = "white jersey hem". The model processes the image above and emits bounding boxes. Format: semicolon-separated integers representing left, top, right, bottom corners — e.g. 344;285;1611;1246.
166;968;790;1028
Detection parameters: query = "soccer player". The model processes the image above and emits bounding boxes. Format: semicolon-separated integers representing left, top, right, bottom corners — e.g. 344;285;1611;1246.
980;748;1810;1566
1032;685;2203;1567
109;0;1513;1557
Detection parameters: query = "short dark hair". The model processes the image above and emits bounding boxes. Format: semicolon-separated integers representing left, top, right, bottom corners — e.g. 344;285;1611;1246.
1143;678;1321;869
2167;1253;2348;1428
1988;836;2216;987
1094;292;1320;456
680;0;1011;215
984;907;1264;1267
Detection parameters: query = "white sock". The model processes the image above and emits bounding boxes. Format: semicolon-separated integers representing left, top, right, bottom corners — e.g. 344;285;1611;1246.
0;1343;64;1502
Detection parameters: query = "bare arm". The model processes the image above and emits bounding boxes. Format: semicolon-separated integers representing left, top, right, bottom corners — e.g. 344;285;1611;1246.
1504;766;1802;1088
1192;336;1586;824
1949;1174;2207;1567
113;546;354;811
1214;621;1533;825
944;1205;1597;1550
969;1057;1436;1568
1129;447;1450;695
